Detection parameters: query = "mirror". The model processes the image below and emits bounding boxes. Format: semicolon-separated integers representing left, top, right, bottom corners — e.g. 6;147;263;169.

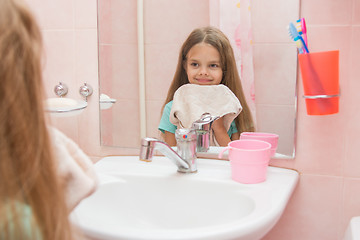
98;0;299;158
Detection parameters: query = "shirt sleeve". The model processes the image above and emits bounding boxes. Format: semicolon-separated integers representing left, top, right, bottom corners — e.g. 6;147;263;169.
158;101;177;134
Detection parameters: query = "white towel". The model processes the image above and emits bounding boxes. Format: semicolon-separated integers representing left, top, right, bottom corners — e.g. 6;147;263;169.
49;127;98;210
170;84;242;131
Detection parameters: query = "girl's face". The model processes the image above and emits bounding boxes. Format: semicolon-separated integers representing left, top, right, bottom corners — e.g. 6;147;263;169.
185;42;223;85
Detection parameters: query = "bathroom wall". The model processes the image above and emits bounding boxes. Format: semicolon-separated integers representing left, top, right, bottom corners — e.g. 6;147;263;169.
98;0;210;148
26;0;360;239
25;0;139;157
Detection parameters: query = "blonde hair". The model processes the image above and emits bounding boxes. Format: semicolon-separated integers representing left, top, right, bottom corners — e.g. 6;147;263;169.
0;0;74;239
162;26;255;133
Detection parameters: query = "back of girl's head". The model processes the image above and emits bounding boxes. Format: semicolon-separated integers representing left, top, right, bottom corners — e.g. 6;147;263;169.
0;0;44;128
0;0;74;239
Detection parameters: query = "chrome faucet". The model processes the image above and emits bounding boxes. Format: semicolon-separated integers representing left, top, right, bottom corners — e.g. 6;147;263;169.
192;113;219;152
139;114;219;173
140;128;197;173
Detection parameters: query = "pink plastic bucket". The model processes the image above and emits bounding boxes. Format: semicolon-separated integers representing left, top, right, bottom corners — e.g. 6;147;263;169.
240;132;279;157
219;140;271;184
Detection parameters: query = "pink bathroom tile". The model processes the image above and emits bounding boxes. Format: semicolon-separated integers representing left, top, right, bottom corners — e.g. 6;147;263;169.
98;146;140;157
97;0;111;43
347;27;360;108
306;26;352;55
75;0;97;29
100;109;114;146
294;111;345;175
344;114;360;177
341;178;360;238
97;42;139;150
49;116;79;143
263;174;343;240
98;0;137;44
146;100;165;139
112;99;140;148
269;158;296;169
75;30;98;90
145;43;180;101
301;0;352;25
353;0;360;24
209;0;219;27
99;45;113;95
349;27;360;78
253;44;298;105
25;0;74;30
99;44;139;100
343;26;360;177
144;0;209;44
256;105;296;157
42;30;76;98
252;0;299;43
295;89;345;176
78;87;100;155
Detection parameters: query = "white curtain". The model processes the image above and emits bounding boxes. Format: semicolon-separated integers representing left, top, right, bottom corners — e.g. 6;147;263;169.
210;0;256;121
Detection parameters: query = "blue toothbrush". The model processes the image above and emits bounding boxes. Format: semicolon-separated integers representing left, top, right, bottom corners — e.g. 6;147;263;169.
288;22;309;53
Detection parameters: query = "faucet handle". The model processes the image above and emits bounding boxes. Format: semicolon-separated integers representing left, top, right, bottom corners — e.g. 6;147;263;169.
175;128;197;142
192;113;219;131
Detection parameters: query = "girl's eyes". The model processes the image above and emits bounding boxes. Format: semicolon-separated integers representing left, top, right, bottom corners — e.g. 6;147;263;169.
210;64;219;68
189;63;220;68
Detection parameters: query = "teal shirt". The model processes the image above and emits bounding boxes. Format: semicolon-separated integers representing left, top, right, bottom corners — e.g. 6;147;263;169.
158;101;238;138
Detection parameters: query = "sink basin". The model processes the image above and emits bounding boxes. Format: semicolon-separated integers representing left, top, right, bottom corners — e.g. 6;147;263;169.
44;97;87;117
70;156;298;240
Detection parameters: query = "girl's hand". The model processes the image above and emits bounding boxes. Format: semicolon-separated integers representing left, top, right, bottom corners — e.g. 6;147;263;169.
211;117;231;146
164;131;176;146
231;131;240;141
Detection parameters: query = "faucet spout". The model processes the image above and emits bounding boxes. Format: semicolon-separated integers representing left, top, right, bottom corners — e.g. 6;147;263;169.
192;113;219;152
140;137;197;173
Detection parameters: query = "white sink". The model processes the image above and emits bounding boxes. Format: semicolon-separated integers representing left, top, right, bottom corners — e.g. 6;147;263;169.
70;156;298;240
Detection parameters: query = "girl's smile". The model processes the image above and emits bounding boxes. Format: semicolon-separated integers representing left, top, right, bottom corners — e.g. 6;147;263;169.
185;42;223;85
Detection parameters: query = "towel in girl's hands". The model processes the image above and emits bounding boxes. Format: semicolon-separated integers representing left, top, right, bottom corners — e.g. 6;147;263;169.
49;127;98;210
170;84;242;130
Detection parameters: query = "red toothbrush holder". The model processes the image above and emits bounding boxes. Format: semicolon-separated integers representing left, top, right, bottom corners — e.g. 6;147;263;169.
298;50;340;115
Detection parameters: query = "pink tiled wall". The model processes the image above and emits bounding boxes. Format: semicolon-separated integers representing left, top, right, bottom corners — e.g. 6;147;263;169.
26;0;139;157
98;0;140;148
265;0;360;239
251;0;299;156
26;0;360;239
25;0;103;157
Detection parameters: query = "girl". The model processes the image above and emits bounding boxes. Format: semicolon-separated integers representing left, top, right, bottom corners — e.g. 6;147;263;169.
159;26;255;146
0;0;75;239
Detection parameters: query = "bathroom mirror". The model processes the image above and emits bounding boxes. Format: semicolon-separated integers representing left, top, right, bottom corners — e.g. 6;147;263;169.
98;0;299;158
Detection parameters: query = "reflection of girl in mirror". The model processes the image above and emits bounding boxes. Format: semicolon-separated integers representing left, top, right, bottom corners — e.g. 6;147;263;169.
159;26;255;146
0;0;75;239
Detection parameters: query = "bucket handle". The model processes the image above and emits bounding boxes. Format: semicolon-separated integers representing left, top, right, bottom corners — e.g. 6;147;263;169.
218;147;229;159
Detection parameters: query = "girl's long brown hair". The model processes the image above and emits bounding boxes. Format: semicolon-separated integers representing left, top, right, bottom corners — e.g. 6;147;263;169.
162;26;255;134
0;0;74;239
